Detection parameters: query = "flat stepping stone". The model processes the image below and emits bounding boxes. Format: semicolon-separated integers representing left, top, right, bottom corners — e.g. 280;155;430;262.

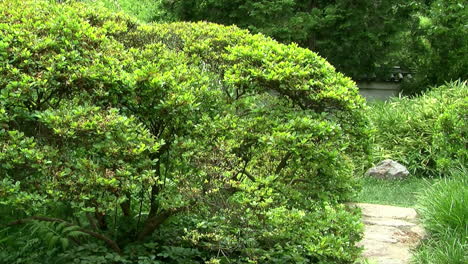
363;218;417;228
358;203;418;221
352;203;425;264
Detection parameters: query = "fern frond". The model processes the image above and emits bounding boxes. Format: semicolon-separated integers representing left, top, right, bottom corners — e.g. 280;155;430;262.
26;220;88;250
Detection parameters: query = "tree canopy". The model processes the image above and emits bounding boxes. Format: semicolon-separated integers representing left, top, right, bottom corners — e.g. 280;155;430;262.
162;0;417;78
401;0;468;92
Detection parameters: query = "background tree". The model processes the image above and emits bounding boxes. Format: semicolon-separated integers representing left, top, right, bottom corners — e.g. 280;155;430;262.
401;0;468;93
161;0;417;78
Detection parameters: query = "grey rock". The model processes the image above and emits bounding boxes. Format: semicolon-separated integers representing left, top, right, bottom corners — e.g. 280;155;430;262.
366;159;409;179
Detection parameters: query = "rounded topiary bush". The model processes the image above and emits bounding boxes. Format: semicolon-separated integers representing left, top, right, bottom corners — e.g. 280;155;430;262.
0;1;370;263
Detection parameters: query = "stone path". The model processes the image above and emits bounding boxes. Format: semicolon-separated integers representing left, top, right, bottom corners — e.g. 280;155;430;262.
353;203;426;264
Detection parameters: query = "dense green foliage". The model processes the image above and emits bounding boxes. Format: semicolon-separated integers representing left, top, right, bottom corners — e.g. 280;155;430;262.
161;0;417;78
368;81;467;177
82;0;468;93
83;0;167;22
402;0;468;93
413;169;467;264
83;0;467;92
0;1;370;263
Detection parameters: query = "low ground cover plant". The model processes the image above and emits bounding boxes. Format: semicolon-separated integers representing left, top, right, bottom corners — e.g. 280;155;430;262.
0;1;370;263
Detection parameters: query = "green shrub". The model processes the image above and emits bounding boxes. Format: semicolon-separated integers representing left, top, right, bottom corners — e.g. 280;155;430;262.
413;169;468;264
0;0;370;262
369;81;467;177
433;96;468;173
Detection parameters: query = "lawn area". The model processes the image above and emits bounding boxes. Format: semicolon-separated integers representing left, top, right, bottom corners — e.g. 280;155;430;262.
355;176;437;207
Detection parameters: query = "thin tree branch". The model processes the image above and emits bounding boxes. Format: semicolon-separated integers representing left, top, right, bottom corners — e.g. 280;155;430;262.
275;152;293;175
86;213;98;231
242;169;256;182
137;203;194;241
120;193;131;217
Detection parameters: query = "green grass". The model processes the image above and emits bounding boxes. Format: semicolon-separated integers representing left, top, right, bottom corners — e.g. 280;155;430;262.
412;230;467;264
412;169;467;263
417;170;467;234
354;176;436;207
